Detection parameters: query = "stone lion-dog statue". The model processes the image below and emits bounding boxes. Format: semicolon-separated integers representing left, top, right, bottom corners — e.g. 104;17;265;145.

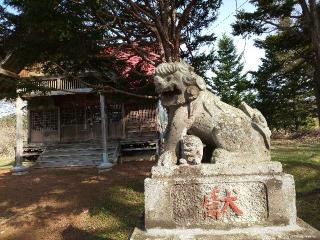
154;61;271;167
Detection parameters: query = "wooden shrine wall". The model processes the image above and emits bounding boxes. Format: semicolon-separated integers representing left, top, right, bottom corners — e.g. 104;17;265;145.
28;95;158;144
125;104;157;140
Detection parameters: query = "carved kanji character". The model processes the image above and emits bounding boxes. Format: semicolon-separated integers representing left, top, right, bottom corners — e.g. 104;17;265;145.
221;190;243;216
202;187;222;219
202;187;243;220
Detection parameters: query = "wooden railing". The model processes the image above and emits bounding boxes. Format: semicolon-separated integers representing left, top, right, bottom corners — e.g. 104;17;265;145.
31;77;88;91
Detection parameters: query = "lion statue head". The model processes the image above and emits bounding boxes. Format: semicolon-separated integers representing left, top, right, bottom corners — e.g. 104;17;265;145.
154;61;207;107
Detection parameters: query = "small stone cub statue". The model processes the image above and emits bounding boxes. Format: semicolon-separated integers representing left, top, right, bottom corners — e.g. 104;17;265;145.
179;134;203;165
154;61;271;167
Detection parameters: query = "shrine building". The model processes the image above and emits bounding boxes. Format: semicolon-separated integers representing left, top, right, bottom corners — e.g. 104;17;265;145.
0;52;164;168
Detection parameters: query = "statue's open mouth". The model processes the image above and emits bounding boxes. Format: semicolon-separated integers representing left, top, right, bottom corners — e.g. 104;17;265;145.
161;86;182;98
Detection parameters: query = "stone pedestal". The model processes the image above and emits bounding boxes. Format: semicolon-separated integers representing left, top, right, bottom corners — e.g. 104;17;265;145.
130;162;320;240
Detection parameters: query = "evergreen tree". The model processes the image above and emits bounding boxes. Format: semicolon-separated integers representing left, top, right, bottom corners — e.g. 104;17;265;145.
210;34;253;106
233;0;320;126
253;35;316;131
0;0;222;99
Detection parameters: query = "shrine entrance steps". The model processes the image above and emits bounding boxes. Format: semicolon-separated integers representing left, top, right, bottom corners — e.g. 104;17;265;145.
35;141;119;168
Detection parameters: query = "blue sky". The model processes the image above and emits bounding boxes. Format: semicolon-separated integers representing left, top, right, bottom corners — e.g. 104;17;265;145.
214;0;265;73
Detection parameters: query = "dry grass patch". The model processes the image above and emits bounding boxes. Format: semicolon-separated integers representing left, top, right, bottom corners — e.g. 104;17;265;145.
0;115;15;168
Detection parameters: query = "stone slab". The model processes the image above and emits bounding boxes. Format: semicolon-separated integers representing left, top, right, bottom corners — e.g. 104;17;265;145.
130;218;320;240
145;172;296;230
151;162;283;177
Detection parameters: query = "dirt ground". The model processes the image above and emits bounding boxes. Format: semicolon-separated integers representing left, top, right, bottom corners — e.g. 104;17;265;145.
0;161;154;240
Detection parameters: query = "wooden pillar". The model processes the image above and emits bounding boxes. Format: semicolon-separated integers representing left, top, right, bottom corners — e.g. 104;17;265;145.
27;103;31;144
12;96;27;174
57;107;61;142
57;78;61;90
98;94;113;169
121;103;126;139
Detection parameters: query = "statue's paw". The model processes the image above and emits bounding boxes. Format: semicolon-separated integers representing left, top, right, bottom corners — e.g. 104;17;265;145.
157;151;175;167
179;158;188;165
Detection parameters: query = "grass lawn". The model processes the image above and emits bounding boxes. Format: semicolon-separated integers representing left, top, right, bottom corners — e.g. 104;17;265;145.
84;180;145;240
271;140;320;230
83;140;320;239
0;141;318;240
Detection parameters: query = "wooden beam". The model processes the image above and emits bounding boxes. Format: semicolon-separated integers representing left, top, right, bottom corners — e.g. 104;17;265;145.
0;67;19;79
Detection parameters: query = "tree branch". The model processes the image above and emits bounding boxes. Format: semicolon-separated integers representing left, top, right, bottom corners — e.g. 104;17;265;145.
262;19;298;31
176;0;196;32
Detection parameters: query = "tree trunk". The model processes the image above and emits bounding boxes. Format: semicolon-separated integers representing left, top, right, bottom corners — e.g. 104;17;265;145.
306;0;320;126
310;1;320;126
313;63;320;127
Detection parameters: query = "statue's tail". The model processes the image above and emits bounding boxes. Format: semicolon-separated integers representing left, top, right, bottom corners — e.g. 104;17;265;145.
239;102;271;149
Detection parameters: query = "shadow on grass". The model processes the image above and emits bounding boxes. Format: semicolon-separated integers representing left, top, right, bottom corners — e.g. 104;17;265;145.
279;160;320;230
0;161;154;240
296;193;320;230
85;178;145;240
62;225;106;240
281;161;320;193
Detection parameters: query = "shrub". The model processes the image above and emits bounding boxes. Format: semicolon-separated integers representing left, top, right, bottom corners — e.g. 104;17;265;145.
0;114;16;157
